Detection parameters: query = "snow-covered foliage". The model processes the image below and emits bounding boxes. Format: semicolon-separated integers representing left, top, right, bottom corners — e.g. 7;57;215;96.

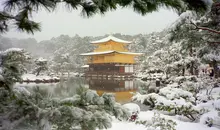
21;73;59;81
0;47;131;130
123;103;141;115
143;39;201;78
133;85;199;121
0;85;130;130
170;3;220;78
50;53;73;76
135;112;177;130
0;48;30;87
200;110;220;127
33;57;48;76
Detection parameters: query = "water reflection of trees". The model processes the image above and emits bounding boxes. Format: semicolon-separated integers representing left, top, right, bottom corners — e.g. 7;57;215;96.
18;77;152;102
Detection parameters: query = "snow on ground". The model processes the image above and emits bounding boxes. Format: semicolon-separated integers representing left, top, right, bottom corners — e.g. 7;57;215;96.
123;103;140;114
22;74;59;81
109;111;219;130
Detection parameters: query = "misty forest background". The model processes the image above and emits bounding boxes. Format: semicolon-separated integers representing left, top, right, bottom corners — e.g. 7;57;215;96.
0;32;164;74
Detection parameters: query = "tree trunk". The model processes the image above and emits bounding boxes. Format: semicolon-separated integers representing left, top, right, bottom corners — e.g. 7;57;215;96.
190;63;194;75
182;68;185;76
36;70;40;76
189;46;194;75
213;60;218;78
195;68;199;77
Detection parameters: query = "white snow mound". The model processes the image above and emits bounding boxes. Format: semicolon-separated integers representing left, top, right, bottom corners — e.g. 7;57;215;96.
123;103;140;114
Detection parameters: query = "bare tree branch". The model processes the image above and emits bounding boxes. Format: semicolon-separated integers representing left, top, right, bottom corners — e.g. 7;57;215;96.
207;41;220;44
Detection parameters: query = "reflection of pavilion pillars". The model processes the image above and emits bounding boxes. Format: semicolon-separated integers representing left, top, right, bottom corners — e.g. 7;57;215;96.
125;80;134;91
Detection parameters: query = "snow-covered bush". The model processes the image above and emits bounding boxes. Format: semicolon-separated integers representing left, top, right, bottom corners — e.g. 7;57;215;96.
133;86;199;121
0;85;130;130
50;53;72;76
0;48;30;88
123;103;140;115
33;57;48;76
200;110;220;127
195;78;219;104
135;113;177;130
159;86;195;103
0;49;130;130
166;76;218;104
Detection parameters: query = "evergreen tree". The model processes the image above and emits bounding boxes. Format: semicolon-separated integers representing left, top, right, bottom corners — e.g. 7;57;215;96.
52;53;72;76
0;0;212;33
33;57;48;76
170;2;220;78
0;48;30;89
0;48;130;130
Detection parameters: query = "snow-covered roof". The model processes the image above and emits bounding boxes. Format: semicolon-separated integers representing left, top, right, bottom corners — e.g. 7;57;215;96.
36;57;47;62
90;35;132;44
81;65;89;68
119;52;143;55
80;51;115;56
80;51;143;56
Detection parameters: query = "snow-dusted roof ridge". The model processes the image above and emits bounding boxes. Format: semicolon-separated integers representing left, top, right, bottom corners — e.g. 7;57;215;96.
80;51;115;56
80;51;143;56
90;35;132;44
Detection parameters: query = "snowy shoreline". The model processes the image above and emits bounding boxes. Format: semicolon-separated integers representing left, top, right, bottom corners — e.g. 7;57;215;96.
20;74;60;83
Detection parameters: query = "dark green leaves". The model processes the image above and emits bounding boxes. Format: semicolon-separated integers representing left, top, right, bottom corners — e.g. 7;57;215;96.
15;19;41;34
0;0;213;33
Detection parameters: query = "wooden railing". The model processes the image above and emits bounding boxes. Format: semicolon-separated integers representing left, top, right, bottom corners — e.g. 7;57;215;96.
84;71;135;78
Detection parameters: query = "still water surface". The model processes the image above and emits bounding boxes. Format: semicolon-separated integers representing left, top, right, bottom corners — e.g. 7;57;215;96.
18;77;152;104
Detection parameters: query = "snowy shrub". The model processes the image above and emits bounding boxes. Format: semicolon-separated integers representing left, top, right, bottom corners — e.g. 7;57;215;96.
123;103;141;115
159;86;195;103
195;78;218;104
167;76;199;92
33;57;48;76
175;75;197;82
135;113;177;130
0;48;30;88
133;87;199;121
197;99;220;112
196;93;212;103
200;110;220;127
166;77;218;104
0;85;130;130
180;80;199;92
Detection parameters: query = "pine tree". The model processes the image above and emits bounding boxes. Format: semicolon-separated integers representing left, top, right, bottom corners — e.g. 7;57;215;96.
33;57;48;76
0;0;212;33
0;48;30;89
51;53;72;76
170;2;220;78
0;48;130;130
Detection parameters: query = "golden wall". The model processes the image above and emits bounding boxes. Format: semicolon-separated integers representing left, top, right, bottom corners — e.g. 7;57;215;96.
94;40;128;52
87;53;136;64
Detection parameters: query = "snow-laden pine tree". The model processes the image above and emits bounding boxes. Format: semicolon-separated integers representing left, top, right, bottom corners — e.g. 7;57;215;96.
33;57;48;76
0;48;130;130
0;48;30;89
170;2;220;78
0;0;211;33
51;53;72;76
133;84;199;121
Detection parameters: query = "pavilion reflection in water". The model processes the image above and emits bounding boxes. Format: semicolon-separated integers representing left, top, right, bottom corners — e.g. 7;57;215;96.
86;78;137;103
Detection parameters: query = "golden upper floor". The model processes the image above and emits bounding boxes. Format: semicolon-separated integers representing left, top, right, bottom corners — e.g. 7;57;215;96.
91;35;131;52
80;35;143;64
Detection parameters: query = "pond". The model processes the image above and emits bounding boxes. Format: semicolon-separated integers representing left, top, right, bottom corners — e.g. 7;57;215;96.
16;77;154;104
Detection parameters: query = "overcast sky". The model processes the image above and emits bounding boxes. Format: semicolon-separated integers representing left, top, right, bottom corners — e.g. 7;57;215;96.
2;4;179;41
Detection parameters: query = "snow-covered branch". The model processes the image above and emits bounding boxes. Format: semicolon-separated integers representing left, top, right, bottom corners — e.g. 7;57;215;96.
190;21;220;35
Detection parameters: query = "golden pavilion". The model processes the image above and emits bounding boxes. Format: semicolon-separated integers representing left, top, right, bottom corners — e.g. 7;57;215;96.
80;35;142;77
